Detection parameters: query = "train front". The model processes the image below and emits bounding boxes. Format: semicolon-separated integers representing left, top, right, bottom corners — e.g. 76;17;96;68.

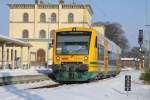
52;27;95;82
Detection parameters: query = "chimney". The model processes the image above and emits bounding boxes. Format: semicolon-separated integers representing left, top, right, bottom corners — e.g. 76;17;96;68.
35;0;44;4
35;0;39;4
40;0;44;4
59;0;64;5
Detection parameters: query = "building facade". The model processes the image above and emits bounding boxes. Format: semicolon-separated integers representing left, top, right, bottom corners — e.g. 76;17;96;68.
9;0;93;67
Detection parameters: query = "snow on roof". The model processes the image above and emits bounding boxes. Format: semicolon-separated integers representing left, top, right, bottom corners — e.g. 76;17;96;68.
121;58;135;61
0;34;31;47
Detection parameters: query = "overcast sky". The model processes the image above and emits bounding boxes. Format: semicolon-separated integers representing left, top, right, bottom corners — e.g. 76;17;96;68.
0;0;150;47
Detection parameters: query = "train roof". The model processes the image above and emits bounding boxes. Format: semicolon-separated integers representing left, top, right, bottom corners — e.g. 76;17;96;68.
56;27;94;32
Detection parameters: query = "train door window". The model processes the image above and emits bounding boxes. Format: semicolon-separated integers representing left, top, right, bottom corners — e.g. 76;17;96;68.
95;36;97;48
114;53;117;66
113;53;115;65
100;45;104;61
111;52;116;66
112;52;114;65
108;51;112;65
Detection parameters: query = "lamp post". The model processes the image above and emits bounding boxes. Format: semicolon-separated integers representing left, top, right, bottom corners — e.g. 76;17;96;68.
145;25;150;68
47;18;53;68
145;0;150;68
138;30;144;69
47;18;51;68
144;40;150;68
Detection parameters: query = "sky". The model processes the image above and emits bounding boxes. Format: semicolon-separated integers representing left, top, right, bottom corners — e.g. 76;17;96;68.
0;0;150;47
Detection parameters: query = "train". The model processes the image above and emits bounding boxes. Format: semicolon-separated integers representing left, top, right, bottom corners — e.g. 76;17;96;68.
51;27;121;82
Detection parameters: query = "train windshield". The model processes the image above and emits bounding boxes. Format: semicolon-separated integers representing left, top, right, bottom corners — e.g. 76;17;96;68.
56;31;91;55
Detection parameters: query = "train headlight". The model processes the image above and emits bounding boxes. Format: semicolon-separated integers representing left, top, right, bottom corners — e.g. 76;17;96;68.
84;56;88;60
56;56;60;60
72;27;76;31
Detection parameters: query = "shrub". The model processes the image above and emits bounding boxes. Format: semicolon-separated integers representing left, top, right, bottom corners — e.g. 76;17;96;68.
140;68;150;83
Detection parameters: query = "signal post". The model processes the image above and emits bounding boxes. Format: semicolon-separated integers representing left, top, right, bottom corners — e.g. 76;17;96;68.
138;30;144;70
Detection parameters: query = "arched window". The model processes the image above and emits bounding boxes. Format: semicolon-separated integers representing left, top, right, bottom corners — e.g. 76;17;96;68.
40;13;46;23
68;13;74;23
23;13;29;22
22;30;29;38
51;13;56;23
50;30;55;39
39;30;46;38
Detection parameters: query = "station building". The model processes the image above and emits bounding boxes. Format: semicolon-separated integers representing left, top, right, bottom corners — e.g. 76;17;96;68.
7;0;105;68
0;35;31;69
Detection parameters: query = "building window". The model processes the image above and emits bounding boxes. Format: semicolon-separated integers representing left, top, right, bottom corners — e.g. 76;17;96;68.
50;30;55;39
23;13;29;22
22;30;29;38
51;13;56;23
39;30;46;38
40;13;46;23
68;13;74;23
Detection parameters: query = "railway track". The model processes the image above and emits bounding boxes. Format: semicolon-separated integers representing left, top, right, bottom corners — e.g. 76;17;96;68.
28;80;99;90
27;74;118;90
29;83;64;89
28;79;102;89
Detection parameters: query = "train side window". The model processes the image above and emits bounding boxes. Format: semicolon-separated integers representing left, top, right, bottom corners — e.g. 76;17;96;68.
95;36;97;48
108;51;112;65
98;45;100;60
100;45;104;61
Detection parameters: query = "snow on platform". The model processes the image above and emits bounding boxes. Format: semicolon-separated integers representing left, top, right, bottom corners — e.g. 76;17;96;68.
0;68;52;77
0;70;150;100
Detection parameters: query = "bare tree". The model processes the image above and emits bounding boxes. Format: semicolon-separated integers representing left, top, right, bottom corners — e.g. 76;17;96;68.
126;47;140;58
105;22;129;49
93;22;129;49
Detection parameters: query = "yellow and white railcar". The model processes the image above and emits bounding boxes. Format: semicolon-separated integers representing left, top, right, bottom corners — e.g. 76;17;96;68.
52;27;121;82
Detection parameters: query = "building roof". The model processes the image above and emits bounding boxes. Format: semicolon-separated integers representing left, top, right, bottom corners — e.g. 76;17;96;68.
0;34;31;47
8;4;93;15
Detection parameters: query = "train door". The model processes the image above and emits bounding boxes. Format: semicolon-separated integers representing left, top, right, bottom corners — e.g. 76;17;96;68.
104;38;109;74
37;49;46;66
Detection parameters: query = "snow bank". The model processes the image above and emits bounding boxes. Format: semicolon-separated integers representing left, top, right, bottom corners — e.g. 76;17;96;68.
0;68;52;77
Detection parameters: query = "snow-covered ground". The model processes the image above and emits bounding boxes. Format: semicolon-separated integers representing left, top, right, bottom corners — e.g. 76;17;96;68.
0;69;150;100
0;67;52;77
